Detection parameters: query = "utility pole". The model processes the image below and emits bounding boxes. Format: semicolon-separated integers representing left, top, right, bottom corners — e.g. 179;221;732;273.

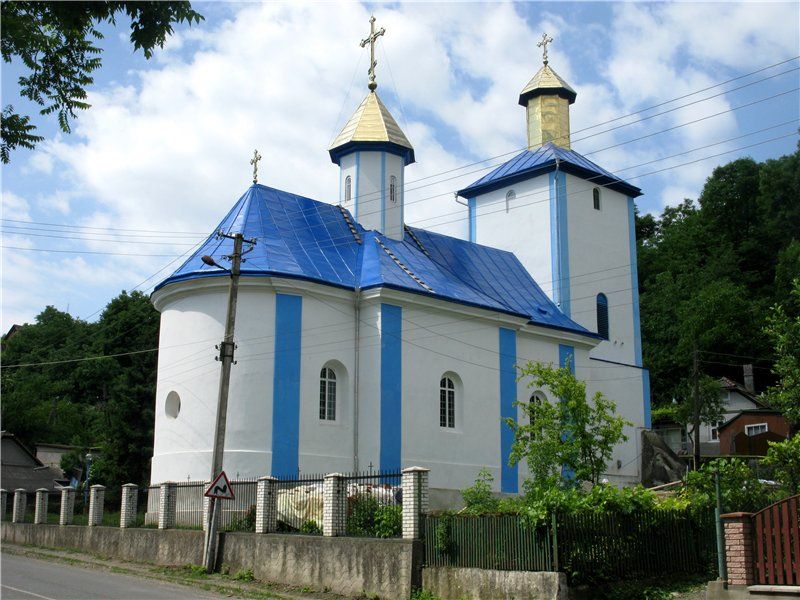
692;346;701;471
201;231;255;572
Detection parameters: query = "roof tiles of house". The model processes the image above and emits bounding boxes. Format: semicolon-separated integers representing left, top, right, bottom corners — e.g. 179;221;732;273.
457;142;642;199
156;185;596;338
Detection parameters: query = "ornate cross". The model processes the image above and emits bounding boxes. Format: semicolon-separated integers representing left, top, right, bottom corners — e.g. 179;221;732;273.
250;149;262;183
537;33;553;65
360;15;385;91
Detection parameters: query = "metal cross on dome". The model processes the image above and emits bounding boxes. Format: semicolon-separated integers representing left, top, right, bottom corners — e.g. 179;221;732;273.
250;149;262;184
537;33;553;65
360;15;385;91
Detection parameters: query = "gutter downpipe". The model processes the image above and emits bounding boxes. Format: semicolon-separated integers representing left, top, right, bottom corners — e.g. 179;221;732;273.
353;286;361;472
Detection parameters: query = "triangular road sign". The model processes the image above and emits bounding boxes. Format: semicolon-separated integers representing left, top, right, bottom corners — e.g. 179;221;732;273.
204;471;235;500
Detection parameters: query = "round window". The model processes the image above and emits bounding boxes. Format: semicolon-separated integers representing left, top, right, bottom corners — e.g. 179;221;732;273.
165;391;181;419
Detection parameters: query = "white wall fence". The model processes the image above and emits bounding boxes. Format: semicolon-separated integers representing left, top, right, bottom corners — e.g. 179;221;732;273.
0;466;430;539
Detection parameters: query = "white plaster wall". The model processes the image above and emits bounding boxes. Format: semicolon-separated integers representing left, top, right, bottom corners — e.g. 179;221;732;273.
565;174;637;365
339;154;356;208
472;176;553;297
355;151;383;233
297;293;357;475
383;153;404;240
355;300;383;472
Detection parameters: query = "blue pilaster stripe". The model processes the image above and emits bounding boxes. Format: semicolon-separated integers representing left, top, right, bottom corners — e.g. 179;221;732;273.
354;151;361;222
468;197;476;243
271;293;302;477
499;327;518;493
627;197;643;367
558;344;576;480
643;369;652;429
380;303;402;472
381;152;386;232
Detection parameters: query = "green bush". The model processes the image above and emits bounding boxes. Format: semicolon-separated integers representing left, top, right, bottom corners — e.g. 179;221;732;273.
299;519;322;535
233;568;254;582
227;505;256;532
347;494;401;537
762;434;800;495
678;458;769;513
374;504;402;538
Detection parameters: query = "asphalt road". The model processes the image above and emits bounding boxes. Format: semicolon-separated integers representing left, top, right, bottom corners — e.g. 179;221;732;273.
0;552;225;600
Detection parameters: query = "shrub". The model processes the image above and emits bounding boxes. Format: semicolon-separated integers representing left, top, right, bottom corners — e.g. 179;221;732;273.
461;468;499;514
299;519;322;535
227;505;256;532
233;569;254;582
373;504;402;538
678;458;769;513
762;434;800;495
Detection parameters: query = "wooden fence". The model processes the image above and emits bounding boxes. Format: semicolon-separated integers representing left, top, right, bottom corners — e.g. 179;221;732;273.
752;494;799;586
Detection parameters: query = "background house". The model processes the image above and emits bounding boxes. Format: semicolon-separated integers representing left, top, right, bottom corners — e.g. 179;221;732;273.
1;432;69;491
717;409;790;457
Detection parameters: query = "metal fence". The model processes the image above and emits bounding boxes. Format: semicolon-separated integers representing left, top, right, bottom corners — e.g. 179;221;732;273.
423;514;554;571
275;473;325;534
343;470;403;538
556;509;717;584
422;509;717;584
220;479;258;532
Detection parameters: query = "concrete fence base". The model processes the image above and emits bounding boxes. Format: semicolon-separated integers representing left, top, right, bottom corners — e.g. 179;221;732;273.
422;566;568;600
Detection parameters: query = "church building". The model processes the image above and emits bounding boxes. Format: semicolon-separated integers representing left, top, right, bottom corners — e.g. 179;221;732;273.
149;23;650;499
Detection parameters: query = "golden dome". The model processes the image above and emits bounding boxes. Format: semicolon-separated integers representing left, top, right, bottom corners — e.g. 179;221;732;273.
518;64;577;107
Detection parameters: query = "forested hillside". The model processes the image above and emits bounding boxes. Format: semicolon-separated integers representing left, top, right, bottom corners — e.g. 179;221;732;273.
637;143;800;408
1;291;159;492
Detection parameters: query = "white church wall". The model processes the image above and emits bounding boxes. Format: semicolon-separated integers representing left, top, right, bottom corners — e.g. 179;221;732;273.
355;300;383;473
565;174;638;366
383;152;404;240
355;151;383;233
471;176;553;298
339;153;357;209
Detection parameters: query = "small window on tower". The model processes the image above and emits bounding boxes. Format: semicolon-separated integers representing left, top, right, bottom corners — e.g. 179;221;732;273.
345;176;352;204
593;188;601;210
596;293;609;340
390;175;397;204
506;189;516;213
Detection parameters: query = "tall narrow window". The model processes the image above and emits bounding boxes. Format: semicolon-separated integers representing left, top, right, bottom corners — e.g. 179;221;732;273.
596;293;609;340
390;175;397;204
319;367;336;421
593;187;601;210
529;392;546;438
506;189;516;213
344;175;352;204
439;377;455;428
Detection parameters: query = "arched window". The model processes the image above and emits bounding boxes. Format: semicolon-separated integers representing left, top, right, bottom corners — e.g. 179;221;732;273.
319;367;336;420
506;189;516;213
593;187;601;210
439;377;455;428
596;293;609;340
529;392;546;435
344;175;352;204
390;175;397;204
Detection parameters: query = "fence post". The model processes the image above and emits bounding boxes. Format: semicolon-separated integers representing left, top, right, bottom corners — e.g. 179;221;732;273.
120;484;139;528
402;466;430;540
12;489;27;523
34;488;49;524
551;511;559;572
721;512;755;586
256;476;278;534
59;487;75;525
323;473;346;537
159;482;177;530
1;489;7;521
88;485;106;526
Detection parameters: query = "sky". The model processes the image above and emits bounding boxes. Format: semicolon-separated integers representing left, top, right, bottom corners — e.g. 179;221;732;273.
1;1;799;331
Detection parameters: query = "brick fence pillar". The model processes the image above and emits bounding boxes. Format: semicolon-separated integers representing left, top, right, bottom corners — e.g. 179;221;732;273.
722;512;756;586
88;485;106;526
256;476;278;534
402;466;430;540
12;489;27;523
1;489;7;521
323;473;346;537
34;488;49;524
120;484;138;528
158;482;177;530
59;487;75;525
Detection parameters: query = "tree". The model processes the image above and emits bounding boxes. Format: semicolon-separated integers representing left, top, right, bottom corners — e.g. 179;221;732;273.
506;362;631;489
1;1;203;162
763;278;800;424
762;434;800;495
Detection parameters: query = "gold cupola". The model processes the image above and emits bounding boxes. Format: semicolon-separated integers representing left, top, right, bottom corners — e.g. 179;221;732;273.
519;34;576;150
328;16;413;241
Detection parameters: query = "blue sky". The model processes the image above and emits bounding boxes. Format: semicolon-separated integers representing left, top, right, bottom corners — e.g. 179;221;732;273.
2;1;798;330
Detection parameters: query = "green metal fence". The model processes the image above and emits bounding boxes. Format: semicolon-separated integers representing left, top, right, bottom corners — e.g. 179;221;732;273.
422;509;717;584
423;514;555;572
556;509;717;584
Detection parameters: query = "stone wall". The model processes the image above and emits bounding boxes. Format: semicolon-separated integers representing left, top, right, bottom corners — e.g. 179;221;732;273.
1;523;420;600
422;566;568;600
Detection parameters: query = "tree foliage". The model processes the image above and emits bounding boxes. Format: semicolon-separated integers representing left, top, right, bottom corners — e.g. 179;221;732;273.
1;1;203;162
638;144;800;408
763;279;800;424
507;362;632;488
1;291;160;492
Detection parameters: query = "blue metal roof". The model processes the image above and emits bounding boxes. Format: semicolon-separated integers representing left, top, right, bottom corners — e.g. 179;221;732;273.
457;142;642;198
156;184;595;337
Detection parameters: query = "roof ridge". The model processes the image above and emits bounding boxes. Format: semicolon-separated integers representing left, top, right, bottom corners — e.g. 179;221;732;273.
375;238;434;293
